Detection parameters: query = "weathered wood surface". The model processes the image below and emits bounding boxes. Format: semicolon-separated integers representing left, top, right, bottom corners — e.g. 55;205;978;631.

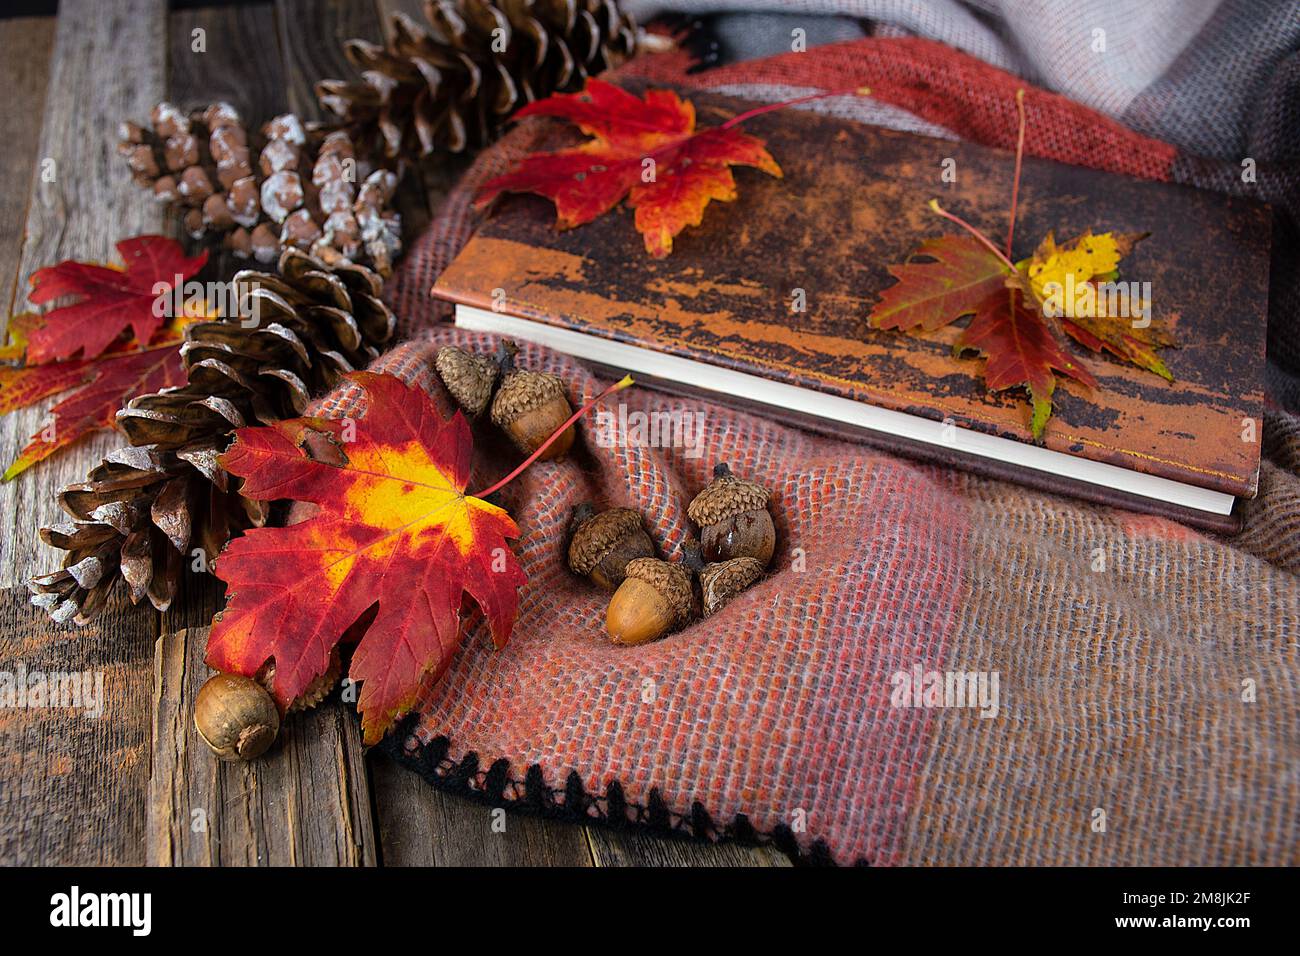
0;1;791;868
0;587;157;866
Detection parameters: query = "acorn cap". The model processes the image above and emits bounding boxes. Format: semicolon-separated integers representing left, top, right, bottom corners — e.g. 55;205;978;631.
623;557;695;629
700;556;764;614
257;648;342;714
435;346;499;418
687;463;770;526
490;369;568;427
568;506;645;576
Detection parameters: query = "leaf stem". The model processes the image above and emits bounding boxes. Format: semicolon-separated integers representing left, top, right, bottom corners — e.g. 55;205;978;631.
471;373;634;499
719;86;872;129
1005;88;1027;259
928;199;1017;273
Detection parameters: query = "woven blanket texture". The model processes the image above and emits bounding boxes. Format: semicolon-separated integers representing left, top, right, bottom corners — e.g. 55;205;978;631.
315;30;1300;865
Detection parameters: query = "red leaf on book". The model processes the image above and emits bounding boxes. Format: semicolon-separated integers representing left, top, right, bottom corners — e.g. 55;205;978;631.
474;79;781;258
958;288;1097;438
207;373;528;743
25;235;207;362
868;235;1011;332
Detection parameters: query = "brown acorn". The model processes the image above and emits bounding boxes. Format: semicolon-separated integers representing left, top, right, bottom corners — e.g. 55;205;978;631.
435;346;500;418
605;557;695;645
687;463;776;567
699;556;765;615
193;672;280;761
567;504;656;591
490;342;574;460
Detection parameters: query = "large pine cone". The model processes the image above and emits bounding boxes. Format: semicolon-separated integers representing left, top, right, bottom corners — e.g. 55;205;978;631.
315;0;639;163
30;250;395;625
120;103;403;275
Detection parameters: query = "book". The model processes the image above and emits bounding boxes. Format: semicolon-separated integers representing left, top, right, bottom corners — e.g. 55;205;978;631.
433;84;1271;532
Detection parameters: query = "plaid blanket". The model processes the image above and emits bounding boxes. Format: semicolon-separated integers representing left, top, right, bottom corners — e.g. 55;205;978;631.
319;28;1299;864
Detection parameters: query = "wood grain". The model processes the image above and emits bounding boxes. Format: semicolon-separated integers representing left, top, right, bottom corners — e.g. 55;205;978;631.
0;587;157;865
0;17;55;316
149;627;376;865
0;0;168;589
585;826;793;867
168;2;286;127
369;752;595;866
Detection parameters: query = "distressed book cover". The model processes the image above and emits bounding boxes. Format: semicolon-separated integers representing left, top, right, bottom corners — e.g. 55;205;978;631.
435;85;1271;504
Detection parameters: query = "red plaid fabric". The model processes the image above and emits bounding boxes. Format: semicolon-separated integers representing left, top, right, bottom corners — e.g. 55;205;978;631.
316;38;1300;865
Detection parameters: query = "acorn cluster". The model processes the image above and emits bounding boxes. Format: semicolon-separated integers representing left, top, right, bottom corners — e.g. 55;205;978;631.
435;340;575;460
567;463;777;645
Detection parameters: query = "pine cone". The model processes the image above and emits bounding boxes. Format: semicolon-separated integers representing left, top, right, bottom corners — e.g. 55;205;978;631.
119;103;403;275
314;0;640;163
29;249;395;625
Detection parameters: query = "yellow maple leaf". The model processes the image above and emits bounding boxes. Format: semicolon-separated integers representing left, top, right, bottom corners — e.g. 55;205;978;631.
1025;231;1120;300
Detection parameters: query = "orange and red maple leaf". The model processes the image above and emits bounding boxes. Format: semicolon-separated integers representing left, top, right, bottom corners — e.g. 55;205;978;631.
475;79;782;257
207;373;528;744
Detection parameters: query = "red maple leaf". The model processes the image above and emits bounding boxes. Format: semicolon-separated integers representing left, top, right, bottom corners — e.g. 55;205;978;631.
870;235;1011;331
25;235;207;362
475;79;782;258
206;373;529;743
958;288;1097;437
0;320;187;479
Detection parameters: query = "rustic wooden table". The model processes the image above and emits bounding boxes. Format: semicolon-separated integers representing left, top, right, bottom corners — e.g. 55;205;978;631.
0;0;789;867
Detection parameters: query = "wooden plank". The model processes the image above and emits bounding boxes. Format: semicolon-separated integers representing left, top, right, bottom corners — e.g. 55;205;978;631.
149;627;377;865
0;0;165;869
0;586;158;865
0;0;168;589
585;826;793;867
0;17;56;316
368;751;595;866
167;2;285;124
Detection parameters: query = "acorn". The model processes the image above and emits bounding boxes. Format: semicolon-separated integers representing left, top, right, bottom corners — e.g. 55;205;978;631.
605;557;696;645
435;345;500;418
567;504;656;590
256;648;342;714
687;463;776;567
194;672;280;761
490;341;575;460
699;556;765;615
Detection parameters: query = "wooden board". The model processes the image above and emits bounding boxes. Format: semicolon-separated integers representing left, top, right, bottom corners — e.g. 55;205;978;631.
0;587;157;865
